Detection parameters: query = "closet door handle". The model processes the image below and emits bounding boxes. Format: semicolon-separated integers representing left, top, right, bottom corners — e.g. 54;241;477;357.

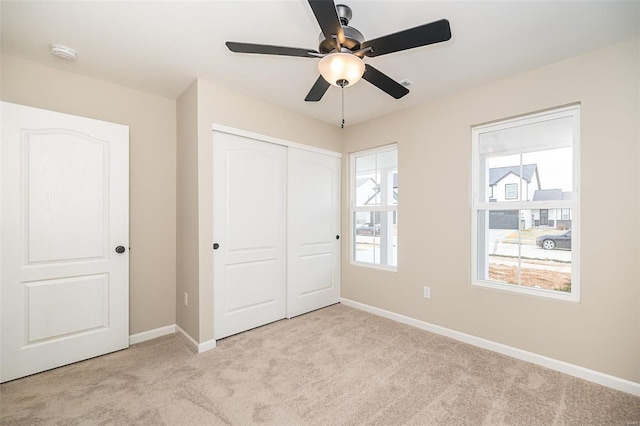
336;235;340;240
213;243;220;250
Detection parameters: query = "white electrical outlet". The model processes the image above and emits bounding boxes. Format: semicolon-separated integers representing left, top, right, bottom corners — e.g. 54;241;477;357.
183;292;188;306
423;286;431;299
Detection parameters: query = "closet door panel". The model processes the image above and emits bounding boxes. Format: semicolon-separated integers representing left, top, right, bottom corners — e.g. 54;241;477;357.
213;132;287;339
287;148;341;318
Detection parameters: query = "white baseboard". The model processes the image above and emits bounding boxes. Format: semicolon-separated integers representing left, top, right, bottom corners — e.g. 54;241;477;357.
175;325;217;353
340;298;640;397
130;324;216;353
129;324;175;345
198;339;217;353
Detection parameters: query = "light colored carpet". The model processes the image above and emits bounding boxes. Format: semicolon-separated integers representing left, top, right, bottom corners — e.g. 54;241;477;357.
1;304;639;425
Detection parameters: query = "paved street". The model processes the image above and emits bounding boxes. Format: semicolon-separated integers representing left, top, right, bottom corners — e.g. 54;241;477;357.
487;229;571;262
353;229;571;264
492;240;571;262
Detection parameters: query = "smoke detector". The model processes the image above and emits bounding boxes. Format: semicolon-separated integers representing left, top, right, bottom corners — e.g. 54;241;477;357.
49;44;77;61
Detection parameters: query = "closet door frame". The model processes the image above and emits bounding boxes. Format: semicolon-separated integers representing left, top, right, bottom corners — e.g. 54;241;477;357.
212;125;342;159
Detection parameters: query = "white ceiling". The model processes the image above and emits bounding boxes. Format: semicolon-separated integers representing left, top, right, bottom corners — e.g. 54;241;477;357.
2;1;638;127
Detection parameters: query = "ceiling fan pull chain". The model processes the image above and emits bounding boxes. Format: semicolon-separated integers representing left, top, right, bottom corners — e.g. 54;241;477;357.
341;85;345;129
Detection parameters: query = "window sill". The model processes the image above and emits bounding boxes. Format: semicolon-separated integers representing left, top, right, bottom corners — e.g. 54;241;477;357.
350;261;397;272
472;279;579;302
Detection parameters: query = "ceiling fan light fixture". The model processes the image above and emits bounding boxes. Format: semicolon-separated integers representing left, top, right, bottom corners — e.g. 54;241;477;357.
318;52;364;87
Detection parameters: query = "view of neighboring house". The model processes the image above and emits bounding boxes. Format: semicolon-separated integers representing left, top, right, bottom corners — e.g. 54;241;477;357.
531;188;572;228
488;164;572;230
488;164;540;229
489;164;540;203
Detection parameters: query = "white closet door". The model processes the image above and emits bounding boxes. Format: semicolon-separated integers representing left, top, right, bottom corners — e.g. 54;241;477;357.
287;148;341;318
1;102;129;383
213;132;287;339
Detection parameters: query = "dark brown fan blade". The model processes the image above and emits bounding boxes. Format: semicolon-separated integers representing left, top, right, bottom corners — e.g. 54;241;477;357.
305;75;331;102
362;64;409;99
362;19;451;57
226;42;318;58
308;0;345;45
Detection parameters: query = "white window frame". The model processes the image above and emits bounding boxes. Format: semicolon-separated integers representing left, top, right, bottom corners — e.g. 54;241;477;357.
471;105;580;301
350;144;398;271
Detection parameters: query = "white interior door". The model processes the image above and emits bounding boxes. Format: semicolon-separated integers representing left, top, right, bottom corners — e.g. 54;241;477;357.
1;102;129;383
287;148;341;318
213;132;287;339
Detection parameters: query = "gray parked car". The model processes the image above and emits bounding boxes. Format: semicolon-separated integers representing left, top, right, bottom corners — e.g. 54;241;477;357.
536;230;572;250
356;223;380;236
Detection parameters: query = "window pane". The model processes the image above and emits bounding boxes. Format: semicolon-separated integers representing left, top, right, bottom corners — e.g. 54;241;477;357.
477;210;522;284
355;153;378;207
354;173;379;207
355;150;397;208
378;150;397;207
354;211;379;264
478;209;573;293
479;115;574;203
522;216;573;292
353;211;397;267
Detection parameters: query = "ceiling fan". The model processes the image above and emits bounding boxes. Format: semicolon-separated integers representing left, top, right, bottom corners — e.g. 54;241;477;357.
226;0;452;103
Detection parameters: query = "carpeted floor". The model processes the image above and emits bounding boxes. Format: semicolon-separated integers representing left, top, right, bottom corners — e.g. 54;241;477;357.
1;303;639;425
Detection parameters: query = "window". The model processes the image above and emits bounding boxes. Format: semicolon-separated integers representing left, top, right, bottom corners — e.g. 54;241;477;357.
351;145;397;269
505;183;518;199
472;106;580;301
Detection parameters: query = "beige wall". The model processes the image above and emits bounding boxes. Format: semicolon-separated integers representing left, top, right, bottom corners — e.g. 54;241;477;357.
1;54;177;335
341;39;640;382
176;81;200;338
174;78;342;342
